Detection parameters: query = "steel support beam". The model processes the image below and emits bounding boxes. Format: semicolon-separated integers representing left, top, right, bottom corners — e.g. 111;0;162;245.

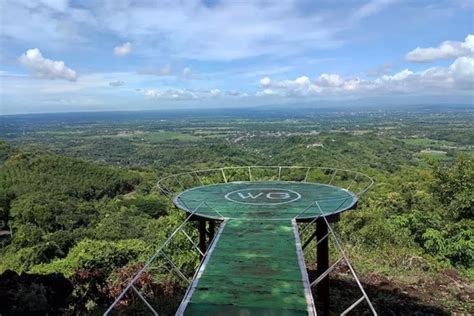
316;217;329;316
198;220;206;260
208;220;215;243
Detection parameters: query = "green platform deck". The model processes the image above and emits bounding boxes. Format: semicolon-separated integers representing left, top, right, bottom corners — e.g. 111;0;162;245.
175;182;357;316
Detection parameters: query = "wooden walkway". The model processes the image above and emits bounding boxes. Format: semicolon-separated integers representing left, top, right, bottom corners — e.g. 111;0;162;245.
177;219;316;315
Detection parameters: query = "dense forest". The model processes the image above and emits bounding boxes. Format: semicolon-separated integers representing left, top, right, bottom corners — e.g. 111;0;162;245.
0;107;472;315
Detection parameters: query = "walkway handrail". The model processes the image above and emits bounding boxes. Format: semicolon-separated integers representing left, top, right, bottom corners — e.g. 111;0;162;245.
104;201;217;315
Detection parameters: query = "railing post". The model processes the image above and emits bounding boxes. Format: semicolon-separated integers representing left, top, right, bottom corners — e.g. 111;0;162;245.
316;217;329;316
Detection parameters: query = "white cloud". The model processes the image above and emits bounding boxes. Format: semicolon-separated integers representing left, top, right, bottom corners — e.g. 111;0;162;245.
258;56;474;98
256;88;278;96
260;77;271;87
316;74;344;87
114;42;132;56
210;89;221;97
18;48;77;81
450;56;474;89
405;34;474;63
140;88;225;100
381;69;413;81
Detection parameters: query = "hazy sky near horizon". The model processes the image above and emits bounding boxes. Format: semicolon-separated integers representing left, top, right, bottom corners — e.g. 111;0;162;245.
0;0;473;114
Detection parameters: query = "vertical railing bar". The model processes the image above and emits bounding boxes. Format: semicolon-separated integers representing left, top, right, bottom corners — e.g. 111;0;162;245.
131;285;159;316
248;167;252;181
347;173;358;191
328;169;338;185
194;171;204;186
304;167;311;182
175;175;186;191
221;168;227;183
278;166;282;180
157;184;171;196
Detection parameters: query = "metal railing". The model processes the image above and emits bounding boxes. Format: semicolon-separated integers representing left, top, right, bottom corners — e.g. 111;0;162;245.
299;200;377;315
158;166;374;199
104;202;223;315
105;166;376;315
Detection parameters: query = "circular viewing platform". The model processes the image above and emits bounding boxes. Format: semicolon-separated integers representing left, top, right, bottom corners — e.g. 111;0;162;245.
158;166;373;221
175;181;357;220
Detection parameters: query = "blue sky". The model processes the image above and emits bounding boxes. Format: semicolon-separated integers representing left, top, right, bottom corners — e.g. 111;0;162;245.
0;0;473;114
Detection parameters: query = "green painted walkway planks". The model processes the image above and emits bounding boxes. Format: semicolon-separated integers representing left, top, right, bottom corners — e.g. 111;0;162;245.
178;219;316;316
174;182;358;315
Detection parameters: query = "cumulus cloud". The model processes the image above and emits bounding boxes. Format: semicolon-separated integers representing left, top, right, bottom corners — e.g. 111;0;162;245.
405;34;474;63
109;80;125;87
210;89;221;96
258;56;474;98
315;74;344;87
114;42;132;56
19;48;77;81
450;56;474;89
260;77;271;87
143;88;195;99
140;88;224;100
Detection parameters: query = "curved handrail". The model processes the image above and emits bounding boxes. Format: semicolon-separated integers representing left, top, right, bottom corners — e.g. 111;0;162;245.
158;166;373;193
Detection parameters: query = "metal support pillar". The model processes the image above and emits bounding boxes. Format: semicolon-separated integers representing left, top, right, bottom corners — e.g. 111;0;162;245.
198;220;206;260
316;217;329;316
208;220;215;244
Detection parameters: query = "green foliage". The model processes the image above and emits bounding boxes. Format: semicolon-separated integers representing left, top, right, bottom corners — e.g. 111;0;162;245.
118;193;170;218
1;152;141;200
0;140;16;164
10;193;94;234
431;156;473;220
341;157;473;270
31;239;149;277
0;110;472;313
92;207;150;240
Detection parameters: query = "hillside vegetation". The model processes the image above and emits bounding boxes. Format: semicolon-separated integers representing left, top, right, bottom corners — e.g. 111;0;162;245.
0;108;472;315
